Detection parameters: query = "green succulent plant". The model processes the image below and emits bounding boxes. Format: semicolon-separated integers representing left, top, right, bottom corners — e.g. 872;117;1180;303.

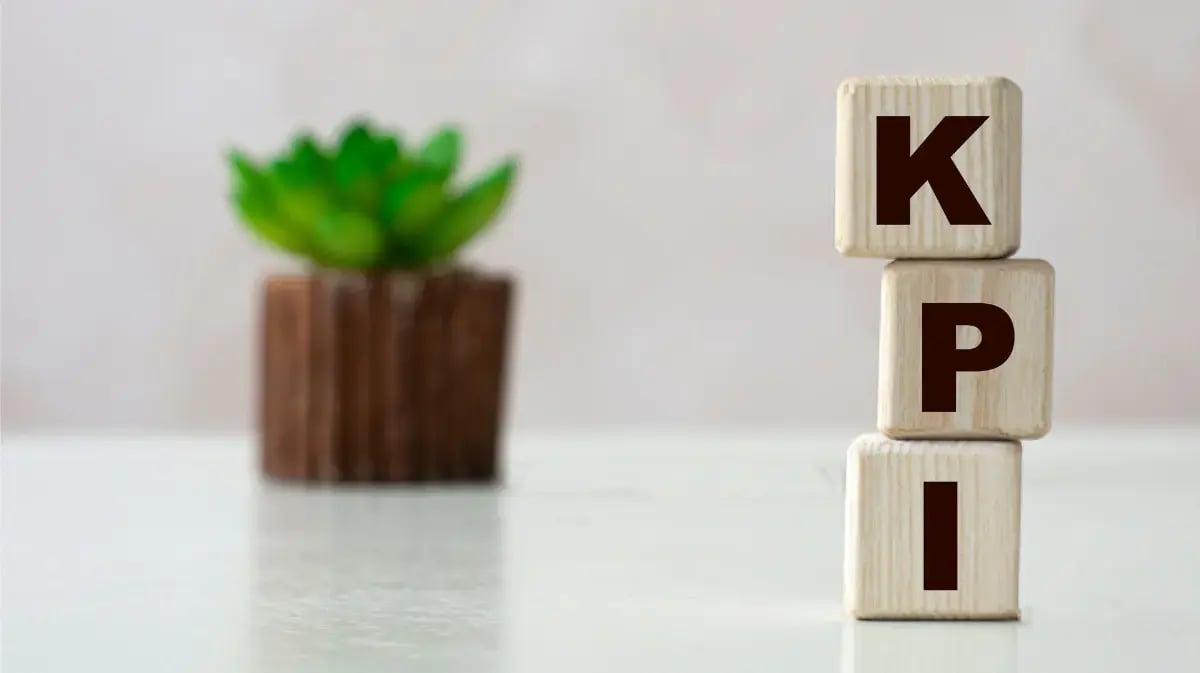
228;120;518;269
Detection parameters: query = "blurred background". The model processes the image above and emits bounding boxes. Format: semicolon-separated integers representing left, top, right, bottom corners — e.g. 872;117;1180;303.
3;0;1198;433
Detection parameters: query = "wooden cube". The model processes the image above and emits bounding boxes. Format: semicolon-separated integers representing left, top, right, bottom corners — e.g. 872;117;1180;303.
835;76;1022;258
879;259;1054;439
844;434;1022;620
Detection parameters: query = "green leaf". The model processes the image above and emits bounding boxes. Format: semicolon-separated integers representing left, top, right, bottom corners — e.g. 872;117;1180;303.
269;156;305;189
314;210;384;267
333;122;375;187
229;150;269;191
382;171;447;239
271;185;336;235
339;120;374;149
261;145;332;235
287;133;330;184
232;190;310;256
229;149;311;256
419;126;462;178
370;135;401;173
333;121;393;212
407;157;517;263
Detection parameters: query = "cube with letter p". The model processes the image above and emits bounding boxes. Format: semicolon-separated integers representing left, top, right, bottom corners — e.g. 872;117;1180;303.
878;259;1054;439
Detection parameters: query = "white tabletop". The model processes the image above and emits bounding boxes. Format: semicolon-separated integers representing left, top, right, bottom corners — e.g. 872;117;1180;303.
3;429;1198;672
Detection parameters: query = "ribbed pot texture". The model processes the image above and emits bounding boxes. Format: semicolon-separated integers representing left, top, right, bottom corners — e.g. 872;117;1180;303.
259;268;513;483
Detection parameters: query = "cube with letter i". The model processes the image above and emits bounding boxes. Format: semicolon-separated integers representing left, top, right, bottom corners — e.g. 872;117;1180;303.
844;434;1022;619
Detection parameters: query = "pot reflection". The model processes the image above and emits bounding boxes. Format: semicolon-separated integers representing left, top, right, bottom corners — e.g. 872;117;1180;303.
250;483;504;671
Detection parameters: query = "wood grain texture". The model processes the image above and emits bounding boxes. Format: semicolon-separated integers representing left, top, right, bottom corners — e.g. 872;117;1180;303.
260;269;513;483
879;259;1054;439
835;76;1022;258
260;276;312;480
844;434;1021;620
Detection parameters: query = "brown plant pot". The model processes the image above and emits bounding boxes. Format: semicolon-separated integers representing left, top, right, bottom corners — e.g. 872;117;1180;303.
259;268;513;483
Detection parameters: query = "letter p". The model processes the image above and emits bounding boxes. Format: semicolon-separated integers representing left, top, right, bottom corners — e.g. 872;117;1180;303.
921;303;1015;412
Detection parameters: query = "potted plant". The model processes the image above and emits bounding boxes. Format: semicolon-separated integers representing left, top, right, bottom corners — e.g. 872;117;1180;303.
228;120;518;483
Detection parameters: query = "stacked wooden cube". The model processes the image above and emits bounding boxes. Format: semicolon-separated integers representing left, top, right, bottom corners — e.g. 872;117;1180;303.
836;76;1054;620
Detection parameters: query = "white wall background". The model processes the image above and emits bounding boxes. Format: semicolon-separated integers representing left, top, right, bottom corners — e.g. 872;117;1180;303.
3;0;1198;431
